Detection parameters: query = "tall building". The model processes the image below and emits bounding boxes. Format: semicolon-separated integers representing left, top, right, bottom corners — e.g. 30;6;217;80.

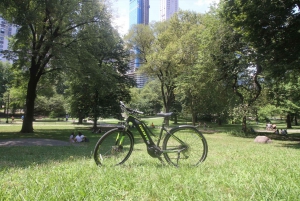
129;0;150;88
160;0;178;21
0;17;17;62
129;0;150;26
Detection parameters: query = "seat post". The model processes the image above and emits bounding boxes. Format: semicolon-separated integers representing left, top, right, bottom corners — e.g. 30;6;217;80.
161;118;166;128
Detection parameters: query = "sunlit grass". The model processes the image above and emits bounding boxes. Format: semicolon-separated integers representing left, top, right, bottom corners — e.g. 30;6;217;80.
1;120;300;200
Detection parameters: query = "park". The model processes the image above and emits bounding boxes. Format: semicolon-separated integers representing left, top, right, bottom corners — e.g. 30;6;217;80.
1;0;300;200
0;116;300;200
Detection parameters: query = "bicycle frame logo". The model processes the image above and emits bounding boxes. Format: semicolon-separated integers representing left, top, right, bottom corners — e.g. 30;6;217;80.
128;115;154;146
138;124;150;144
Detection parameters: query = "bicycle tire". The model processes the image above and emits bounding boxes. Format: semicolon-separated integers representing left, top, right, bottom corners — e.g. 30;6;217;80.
162;126;208;166
93;128;134;166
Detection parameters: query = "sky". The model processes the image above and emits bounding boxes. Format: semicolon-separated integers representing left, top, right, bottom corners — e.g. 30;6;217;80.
108;0;219;36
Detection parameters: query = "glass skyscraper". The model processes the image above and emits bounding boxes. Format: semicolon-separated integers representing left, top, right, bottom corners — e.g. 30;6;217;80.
160;0;178;21
0;17;17;62
129;0;150;88
129;0;149;26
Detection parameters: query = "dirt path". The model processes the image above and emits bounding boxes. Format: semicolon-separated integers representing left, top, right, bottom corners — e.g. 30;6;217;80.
0;138;72;146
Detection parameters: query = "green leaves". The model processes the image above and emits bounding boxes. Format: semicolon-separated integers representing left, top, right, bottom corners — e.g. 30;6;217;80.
221;0;300;72
0;0;132;132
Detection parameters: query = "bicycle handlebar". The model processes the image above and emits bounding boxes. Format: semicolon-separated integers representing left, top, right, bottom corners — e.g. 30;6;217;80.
120;101;144;115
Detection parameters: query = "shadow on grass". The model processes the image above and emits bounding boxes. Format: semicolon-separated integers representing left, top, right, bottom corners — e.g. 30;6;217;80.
0;127;90;141
268;133;300;149
0;127;148;169
0;127;97;169
0;144;94;169
278;142;300;149
228;129;300;149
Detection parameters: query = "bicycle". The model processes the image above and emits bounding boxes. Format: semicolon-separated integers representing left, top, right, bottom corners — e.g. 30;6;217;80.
93;101;208;167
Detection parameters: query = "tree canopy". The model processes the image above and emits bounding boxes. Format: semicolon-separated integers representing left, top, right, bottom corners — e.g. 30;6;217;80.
0;0;132;132
221;0;300;75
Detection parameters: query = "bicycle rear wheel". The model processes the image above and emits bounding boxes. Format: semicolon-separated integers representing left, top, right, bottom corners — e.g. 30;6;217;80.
162;126;208;166
93;128;134;166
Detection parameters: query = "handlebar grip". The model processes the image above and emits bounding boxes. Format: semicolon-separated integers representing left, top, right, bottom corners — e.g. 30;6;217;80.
135;110;144;115
120;101;143;115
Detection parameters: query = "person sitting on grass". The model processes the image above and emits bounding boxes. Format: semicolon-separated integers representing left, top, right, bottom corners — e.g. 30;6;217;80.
75;132;89;142
69;132;75;143
266;122;272;130
280;129;288;135
151;122;155;128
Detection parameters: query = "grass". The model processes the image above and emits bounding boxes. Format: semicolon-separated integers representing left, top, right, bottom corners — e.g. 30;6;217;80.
1;119;300;200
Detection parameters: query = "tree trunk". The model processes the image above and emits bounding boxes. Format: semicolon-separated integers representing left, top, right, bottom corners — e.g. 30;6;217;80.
92;89;99;130
291;114;294;123
218;117;222;126
93;116;98;130
295;115;298;126
21;77;38;133
286;113;292;128
242;115;247;132
78;117;83;124
192;112;197;126
174;113;178;124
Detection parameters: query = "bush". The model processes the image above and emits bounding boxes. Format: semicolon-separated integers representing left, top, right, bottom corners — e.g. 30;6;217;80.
226;129;247;137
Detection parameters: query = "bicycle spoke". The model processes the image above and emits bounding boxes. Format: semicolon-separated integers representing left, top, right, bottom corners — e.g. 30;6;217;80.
162;127;208;166
94;129;134;166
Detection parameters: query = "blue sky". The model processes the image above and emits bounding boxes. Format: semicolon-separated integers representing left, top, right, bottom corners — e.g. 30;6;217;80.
108;0;219;36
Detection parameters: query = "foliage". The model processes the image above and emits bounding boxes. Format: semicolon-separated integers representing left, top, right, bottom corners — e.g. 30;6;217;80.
174;10;239;125
0;0;115;132
0;62;13;104
129;79;163;115
35;93;65;117
220;1;300;128
257;104;283;122
125;11;205;119
220;0;300;75
65;23;134;126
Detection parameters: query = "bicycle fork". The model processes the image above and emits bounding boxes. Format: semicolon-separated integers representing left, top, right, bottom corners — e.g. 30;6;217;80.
113;132;125;152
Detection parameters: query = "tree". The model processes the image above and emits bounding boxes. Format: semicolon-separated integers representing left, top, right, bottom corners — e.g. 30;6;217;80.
0;62;13;106
65;23;134;129
0;62;14;122
202;8;264;132
0;0;114;132
221;0;300;76
221;1;300;129
129;79;163;115
265;73;300;128
174;10;238;126
125;11;204;124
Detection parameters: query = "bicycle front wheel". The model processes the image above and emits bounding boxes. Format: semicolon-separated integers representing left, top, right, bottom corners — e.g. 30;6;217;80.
93;128;134;166
162;126;208;166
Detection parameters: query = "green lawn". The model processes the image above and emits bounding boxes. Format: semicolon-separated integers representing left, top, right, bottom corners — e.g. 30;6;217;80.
0;120;300;200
